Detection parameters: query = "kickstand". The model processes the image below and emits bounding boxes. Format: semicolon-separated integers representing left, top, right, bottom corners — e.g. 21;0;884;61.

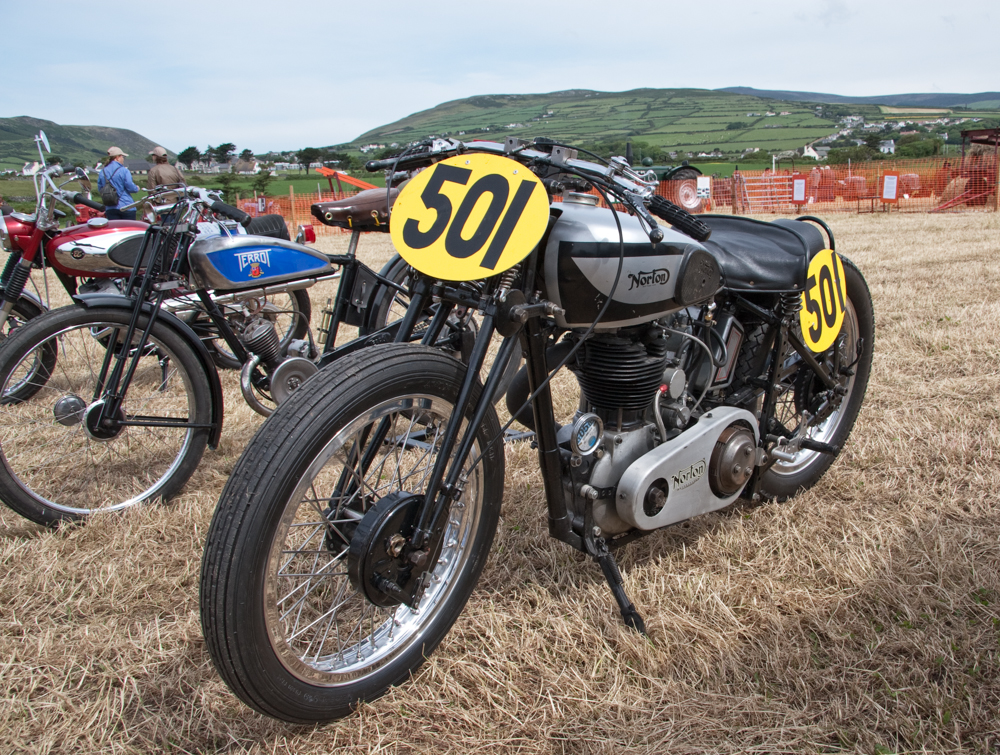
588;536;647;634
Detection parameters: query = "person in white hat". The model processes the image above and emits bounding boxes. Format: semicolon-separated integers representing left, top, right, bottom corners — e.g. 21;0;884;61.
98;146;140;220
147;146;186;191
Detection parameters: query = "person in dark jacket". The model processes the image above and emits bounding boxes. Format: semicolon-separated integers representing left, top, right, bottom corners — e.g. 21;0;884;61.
98;146;140;220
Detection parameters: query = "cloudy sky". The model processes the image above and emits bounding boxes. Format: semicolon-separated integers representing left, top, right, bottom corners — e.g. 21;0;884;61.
5;0;996;153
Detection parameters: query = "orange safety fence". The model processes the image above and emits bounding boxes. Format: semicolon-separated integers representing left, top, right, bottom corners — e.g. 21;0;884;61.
670;155;998;215
235;189;366;237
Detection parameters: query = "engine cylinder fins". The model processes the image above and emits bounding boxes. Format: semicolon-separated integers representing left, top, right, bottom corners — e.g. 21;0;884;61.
570;334;667;414
709;424;756;497
241;319;281;365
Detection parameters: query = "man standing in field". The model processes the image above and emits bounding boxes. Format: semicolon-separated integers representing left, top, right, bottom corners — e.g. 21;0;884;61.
147;146;185;190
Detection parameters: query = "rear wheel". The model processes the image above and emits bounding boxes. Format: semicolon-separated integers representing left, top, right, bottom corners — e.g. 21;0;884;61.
0;305;212;527
760;257;874;499
201;344;505;723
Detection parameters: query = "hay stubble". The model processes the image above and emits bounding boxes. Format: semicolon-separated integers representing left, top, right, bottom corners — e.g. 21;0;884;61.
1;215;998;753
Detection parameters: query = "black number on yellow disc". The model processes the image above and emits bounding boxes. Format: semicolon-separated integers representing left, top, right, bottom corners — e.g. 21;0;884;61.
799;249;847;353
390;154;549;281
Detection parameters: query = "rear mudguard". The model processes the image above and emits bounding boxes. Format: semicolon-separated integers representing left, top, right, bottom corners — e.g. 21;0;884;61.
72;293;224;449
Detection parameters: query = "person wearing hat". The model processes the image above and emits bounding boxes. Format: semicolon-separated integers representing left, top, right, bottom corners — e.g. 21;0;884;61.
147;146;185;191
98;146;140;220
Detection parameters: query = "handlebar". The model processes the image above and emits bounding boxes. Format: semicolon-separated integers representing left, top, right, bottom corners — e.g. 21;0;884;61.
210;201;252;227
368;137;713;243
73;193;105;212
648;196;712;242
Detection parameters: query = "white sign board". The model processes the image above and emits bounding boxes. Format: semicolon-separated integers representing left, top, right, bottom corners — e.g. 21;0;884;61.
696;176;711;198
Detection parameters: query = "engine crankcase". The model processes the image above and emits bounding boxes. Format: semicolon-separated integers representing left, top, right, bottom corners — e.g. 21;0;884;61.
616;407;758;530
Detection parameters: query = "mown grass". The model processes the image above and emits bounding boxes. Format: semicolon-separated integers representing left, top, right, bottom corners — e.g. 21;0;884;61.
0;213;998;754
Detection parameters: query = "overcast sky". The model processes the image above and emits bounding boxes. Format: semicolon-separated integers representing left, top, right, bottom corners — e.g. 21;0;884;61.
5;0;997;153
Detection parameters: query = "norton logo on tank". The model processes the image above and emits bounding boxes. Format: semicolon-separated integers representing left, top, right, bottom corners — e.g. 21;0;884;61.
389;154;550;281
627;267;670;290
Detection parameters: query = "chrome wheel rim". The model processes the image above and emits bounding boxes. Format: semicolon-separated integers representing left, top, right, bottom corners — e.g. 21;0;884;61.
264;394;483;686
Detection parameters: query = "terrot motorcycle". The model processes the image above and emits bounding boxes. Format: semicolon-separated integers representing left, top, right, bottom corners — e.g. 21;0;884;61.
0;182;444;527
0;132;298;378
199;136;874;723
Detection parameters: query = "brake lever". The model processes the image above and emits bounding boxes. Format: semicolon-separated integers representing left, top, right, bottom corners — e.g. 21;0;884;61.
623;191;664;244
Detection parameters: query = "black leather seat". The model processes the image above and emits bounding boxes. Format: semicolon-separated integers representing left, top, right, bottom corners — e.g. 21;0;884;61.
699;215;826;292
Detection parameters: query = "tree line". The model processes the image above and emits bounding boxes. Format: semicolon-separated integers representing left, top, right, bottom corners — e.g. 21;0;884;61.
175;144;361;175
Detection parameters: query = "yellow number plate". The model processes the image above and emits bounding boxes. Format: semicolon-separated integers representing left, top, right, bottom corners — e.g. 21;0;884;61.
390;154;550;281
799;249;847;353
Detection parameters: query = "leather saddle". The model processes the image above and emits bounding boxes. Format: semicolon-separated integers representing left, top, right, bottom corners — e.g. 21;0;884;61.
311;187;399;233
699;215;826;293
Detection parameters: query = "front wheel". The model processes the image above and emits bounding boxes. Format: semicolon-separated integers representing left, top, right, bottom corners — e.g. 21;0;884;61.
0;296;55;403
759;256;874;499
0;305;213;527
201;344;505;723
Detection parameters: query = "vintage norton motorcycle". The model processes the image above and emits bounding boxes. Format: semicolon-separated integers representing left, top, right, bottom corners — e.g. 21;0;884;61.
200;136;874;723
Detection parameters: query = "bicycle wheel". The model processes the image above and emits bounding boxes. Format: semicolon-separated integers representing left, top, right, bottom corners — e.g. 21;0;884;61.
201;343;505;723
364;254;412;333
0;305;213;527
0;296;55;403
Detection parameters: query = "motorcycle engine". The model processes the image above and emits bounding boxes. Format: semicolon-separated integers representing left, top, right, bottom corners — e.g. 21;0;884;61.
562;322;759;536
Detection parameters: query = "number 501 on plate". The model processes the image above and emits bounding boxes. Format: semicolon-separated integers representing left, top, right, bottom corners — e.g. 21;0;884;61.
390;154;550;281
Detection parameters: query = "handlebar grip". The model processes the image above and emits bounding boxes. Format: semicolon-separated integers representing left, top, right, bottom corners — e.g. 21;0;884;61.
73;193;105;212
211;200;252;227
648;196;712;242
365;156;409;172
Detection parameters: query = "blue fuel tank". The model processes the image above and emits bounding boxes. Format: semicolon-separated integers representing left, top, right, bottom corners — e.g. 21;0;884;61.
187;234;335;292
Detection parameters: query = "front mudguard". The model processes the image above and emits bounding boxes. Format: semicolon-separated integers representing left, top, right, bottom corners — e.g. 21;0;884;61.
72;293;224;449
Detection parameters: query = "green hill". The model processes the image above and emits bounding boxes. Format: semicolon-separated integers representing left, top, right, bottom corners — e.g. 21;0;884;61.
344;88;887;157
341;87;997;162
0;116;171;172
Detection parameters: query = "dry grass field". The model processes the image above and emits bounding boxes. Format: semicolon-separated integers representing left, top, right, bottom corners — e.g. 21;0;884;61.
1;212;998;754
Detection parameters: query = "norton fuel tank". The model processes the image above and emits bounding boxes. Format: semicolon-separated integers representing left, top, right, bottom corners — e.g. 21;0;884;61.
187;235;335;292
543;197;721;332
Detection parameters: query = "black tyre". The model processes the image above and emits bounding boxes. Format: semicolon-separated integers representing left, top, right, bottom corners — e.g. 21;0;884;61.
0;305;213;527
206;288;312;370
759;256;874;499
0;296;55;403
364;254;413;334
201;344;505;723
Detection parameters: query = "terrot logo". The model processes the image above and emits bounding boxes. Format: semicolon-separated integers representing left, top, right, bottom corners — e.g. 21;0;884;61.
627;267;670;291
670;459;706;490
235;249;270;277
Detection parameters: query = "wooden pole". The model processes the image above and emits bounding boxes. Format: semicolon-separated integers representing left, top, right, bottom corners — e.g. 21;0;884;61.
289;185;297;229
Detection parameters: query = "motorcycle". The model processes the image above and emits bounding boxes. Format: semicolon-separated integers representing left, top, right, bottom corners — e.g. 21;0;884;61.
0;132;299;377
199;136;874;723
0;181;444;527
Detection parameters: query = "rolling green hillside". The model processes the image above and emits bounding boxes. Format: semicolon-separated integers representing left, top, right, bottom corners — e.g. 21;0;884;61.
0;116;171;172
344;87;998;161
346;88;887;157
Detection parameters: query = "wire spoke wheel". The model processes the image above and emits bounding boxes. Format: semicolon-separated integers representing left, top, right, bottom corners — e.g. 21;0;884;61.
267;395;477;684
201;344;504;723
0;306;211;526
